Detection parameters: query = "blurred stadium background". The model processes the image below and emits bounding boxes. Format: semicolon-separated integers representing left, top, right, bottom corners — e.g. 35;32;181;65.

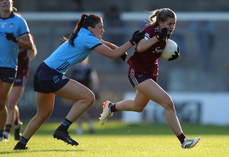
13;0;229;126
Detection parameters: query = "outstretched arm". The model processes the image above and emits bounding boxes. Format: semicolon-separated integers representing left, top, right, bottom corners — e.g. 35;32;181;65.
100;40;118;50
94;41;132;59
94;30;145;59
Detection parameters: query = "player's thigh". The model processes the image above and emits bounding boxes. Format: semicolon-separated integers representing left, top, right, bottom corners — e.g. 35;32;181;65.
135;79;172;107
7;86;25;107
133;90;150;109
0;82;13;106
55;79;94;101
36;92;55;116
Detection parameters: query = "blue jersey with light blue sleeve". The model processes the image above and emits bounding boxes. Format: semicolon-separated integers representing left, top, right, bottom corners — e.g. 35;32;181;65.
0;13;30;69
44;28;102;74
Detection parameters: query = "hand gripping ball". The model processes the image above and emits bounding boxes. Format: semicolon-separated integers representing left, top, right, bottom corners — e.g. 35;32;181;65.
161;39;179;60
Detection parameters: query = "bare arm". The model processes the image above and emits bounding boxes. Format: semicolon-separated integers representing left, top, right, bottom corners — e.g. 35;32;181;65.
93;30;145;59
100;39;118;50
136;36;159;52
27;43;37;61
137;28;168;52
93;41;133;59
17;34;33;50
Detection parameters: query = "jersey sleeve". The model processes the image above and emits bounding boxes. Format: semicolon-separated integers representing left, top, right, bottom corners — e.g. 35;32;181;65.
85;35;102;50
143;25;157;39
18;17;30;37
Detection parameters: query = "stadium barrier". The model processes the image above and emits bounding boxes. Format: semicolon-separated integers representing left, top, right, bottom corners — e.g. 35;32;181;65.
123;92;229;125
20;12;229;21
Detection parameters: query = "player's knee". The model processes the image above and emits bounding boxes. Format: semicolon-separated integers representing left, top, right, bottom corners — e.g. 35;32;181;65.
0;103;7;110
0;104;4;110
86;92;95;107
136;108;144;112
37;111;52;120
7;103;15;111
163;97;175;111
135;106;145;112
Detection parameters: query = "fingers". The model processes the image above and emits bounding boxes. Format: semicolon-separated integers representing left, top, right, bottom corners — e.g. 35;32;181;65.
120;52;128;61
134;30;140;34
168;53;179;61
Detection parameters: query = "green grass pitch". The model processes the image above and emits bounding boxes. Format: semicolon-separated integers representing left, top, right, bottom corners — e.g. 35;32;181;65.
0;121;229;157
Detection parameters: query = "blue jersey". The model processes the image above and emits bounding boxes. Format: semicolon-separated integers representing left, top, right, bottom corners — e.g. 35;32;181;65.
44;28;102;74
0;13;30;69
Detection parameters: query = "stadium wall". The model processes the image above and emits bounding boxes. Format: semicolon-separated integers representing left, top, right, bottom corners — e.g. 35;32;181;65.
123;92;229;125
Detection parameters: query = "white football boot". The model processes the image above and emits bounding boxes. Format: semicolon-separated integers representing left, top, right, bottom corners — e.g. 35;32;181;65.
99;101;114;125
181;137;201;149
3;131;9;140
0;136;8;142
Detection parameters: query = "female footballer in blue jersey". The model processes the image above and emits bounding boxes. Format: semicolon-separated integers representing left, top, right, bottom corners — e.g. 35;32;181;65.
4;36;37;141
14;13;144;149
0;0;34;142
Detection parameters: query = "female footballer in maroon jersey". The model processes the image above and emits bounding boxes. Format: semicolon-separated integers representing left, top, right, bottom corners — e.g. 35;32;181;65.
100;8;200;149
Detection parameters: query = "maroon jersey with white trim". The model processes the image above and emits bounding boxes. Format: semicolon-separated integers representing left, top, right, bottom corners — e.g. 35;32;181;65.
127;24;168;78
16;48;29;79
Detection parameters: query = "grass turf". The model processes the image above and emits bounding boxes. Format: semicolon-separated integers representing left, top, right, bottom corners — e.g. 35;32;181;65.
0;121;229;157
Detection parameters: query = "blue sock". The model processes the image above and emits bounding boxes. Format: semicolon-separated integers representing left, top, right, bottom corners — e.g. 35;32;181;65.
61;119;72;127
57;119;72;131
19;136;28;145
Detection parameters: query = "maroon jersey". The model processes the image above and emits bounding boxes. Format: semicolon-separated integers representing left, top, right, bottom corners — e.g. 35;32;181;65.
127;24;168;79
16;48;29;79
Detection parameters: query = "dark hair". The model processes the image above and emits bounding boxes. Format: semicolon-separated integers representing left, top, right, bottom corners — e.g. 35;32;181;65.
149;8;176;26
66;14;102;47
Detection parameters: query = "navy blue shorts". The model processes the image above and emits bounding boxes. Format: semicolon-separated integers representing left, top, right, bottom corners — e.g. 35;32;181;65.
0;67;16;83
33;62;70;93
128;68;157;88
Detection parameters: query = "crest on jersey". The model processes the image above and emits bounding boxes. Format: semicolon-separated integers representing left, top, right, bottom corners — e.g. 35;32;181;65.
145;33;150;40
9;23;14;28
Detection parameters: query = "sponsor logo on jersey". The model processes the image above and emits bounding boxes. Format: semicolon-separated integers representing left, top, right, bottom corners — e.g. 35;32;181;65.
0;22;7;29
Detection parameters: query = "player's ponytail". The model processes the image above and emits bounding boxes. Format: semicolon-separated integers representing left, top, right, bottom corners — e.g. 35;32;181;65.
68;14;88;46
149;8;176;26
149;9;160;24
67;14;102;47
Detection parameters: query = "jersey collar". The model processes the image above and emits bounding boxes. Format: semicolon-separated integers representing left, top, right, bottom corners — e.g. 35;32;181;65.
0;12;15;20
80;27;94;36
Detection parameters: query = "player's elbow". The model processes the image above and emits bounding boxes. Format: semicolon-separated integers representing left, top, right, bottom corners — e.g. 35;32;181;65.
108;53;118;59
110;55;117;59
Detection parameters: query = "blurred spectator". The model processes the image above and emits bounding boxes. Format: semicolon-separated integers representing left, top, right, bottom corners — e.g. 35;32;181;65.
104;6;124;30
190;21;215;71
71;0;82;12
70;57;99;135
104;6;127;65
70;0;83;27
171;22;187;56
